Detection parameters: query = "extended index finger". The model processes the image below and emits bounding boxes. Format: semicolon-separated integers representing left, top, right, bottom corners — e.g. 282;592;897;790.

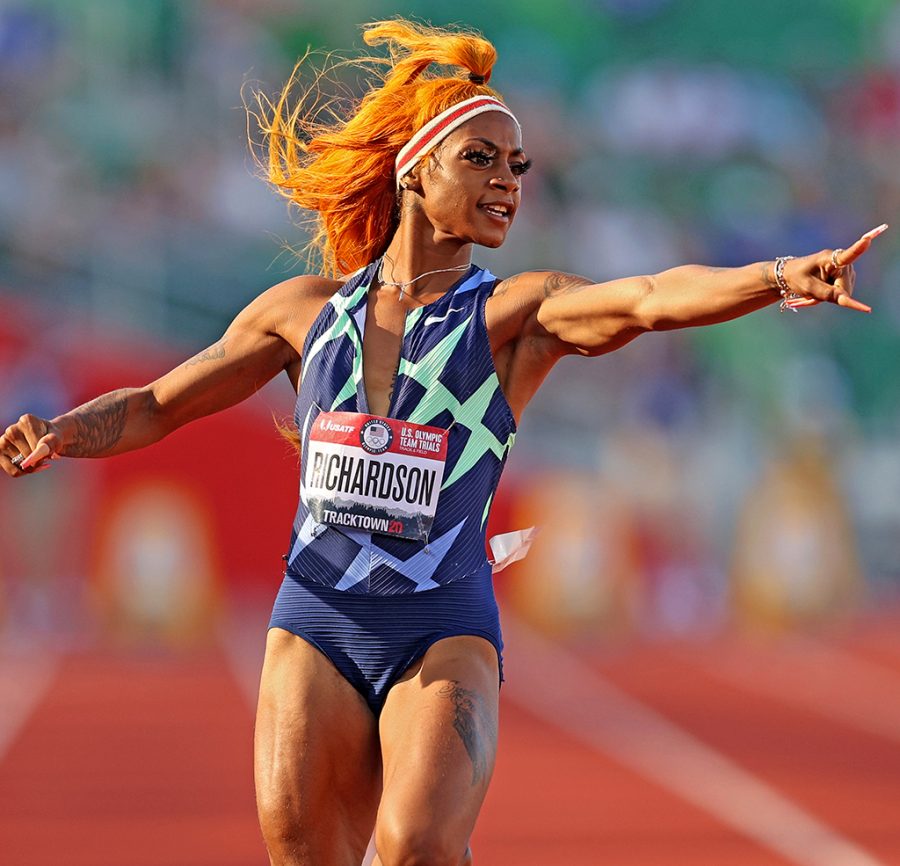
839;223;889;266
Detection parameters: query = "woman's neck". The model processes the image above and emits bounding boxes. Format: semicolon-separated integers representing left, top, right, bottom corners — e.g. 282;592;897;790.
379;220;473;301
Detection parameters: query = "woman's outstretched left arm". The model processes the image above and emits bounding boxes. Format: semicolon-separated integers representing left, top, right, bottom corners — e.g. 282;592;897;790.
530;223;887;358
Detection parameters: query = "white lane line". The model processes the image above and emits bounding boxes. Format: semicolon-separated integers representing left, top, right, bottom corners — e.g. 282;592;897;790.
0;649;60;762
501;615;886;866
694;636;900;745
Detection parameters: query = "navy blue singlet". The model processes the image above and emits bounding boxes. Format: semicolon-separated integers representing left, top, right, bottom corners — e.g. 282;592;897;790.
283;259;516;595
269;259;514;714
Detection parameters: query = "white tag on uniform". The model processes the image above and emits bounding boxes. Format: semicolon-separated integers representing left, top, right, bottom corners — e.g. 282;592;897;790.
489;526;539;573
302;411;449;541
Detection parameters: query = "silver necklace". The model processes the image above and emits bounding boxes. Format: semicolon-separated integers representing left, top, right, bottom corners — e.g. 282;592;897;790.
377;256;469;301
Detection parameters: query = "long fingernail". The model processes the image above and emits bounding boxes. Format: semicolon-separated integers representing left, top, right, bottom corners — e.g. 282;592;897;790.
864;223;889;239
20;443;50;470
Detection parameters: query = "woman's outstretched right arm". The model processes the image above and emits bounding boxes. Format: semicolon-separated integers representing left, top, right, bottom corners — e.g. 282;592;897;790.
1;275;334;477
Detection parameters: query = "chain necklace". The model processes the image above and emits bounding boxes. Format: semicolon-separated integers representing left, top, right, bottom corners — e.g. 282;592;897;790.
377;255;470;302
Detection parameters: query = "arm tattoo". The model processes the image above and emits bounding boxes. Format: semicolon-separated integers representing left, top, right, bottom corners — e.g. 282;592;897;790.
438;681;497;786
65;390;129;457
492;273;521;298
184;338;227;367
542;272;592;298
760;261;777;289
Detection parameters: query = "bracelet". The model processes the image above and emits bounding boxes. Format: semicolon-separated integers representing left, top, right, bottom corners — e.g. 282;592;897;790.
774;255;800;313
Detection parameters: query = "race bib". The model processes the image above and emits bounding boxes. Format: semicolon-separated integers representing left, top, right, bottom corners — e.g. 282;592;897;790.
302;411;449;541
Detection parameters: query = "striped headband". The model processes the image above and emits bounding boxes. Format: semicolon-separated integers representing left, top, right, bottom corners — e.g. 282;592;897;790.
394;95;520;188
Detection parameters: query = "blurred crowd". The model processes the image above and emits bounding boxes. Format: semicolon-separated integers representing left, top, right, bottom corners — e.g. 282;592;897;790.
2;0;900;639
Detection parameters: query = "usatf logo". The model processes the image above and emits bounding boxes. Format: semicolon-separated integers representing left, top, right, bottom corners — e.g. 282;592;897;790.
359;418;393;454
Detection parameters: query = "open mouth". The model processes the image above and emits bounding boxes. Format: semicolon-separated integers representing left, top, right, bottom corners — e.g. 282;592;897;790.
479;203;513;222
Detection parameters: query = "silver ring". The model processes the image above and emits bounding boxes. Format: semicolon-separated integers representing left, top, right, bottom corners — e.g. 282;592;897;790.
10;454;24;467
831;248;844;269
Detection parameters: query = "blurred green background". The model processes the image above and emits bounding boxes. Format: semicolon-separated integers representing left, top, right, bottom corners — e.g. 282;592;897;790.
2;0;899;640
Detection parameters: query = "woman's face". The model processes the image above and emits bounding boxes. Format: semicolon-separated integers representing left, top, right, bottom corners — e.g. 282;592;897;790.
411;112;529;249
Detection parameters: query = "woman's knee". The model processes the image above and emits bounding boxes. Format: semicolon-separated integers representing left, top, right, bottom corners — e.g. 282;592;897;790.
256;789;308;864
375;816;470;866
257;752;379;866
259;796;370;866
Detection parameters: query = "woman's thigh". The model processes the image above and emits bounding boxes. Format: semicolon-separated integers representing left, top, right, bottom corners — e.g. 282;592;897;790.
373;635;500;866
255;627;382;866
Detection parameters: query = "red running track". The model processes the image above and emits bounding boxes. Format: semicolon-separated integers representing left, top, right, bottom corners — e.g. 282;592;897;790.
3;613;900;865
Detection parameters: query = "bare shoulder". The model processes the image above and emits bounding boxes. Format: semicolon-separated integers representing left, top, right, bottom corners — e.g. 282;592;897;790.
240;273;343;351
486;270;593;342
252;273;342;320
485;270;595;420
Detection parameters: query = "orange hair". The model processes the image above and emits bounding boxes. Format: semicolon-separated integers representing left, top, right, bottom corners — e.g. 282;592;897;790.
255;19;504;277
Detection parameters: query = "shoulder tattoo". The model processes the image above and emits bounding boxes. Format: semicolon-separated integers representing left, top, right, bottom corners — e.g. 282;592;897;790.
493;273;521;298
542;272;593;298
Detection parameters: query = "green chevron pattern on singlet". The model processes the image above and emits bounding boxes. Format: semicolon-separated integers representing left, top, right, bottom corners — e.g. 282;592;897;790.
397;315;516;493
302;276;369;380
404;306;427;333
301;276;369;411
309;284;433;412
481;491;494;530
305;271;514;499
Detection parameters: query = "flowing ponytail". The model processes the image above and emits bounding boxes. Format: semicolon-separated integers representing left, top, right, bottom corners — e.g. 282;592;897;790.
254;19;503;277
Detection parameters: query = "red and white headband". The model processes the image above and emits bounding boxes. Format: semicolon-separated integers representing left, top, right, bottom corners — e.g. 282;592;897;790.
394;95;520;188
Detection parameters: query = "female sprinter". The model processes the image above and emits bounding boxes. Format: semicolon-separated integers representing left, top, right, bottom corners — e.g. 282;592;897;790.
0;19;887;866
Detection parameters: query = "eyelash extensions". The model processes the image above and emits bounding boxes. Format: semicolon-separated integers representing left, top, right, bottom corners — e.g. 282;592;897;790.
461;148;532;177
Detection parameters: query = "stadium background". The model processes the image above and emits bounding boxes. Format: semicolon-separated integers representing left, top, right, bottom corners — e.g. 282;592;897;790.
2;1;900;864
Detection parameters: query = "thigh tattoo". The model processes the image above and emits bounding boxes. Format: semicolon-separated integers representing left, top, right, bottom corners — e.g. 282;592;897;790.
437;681;497;786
